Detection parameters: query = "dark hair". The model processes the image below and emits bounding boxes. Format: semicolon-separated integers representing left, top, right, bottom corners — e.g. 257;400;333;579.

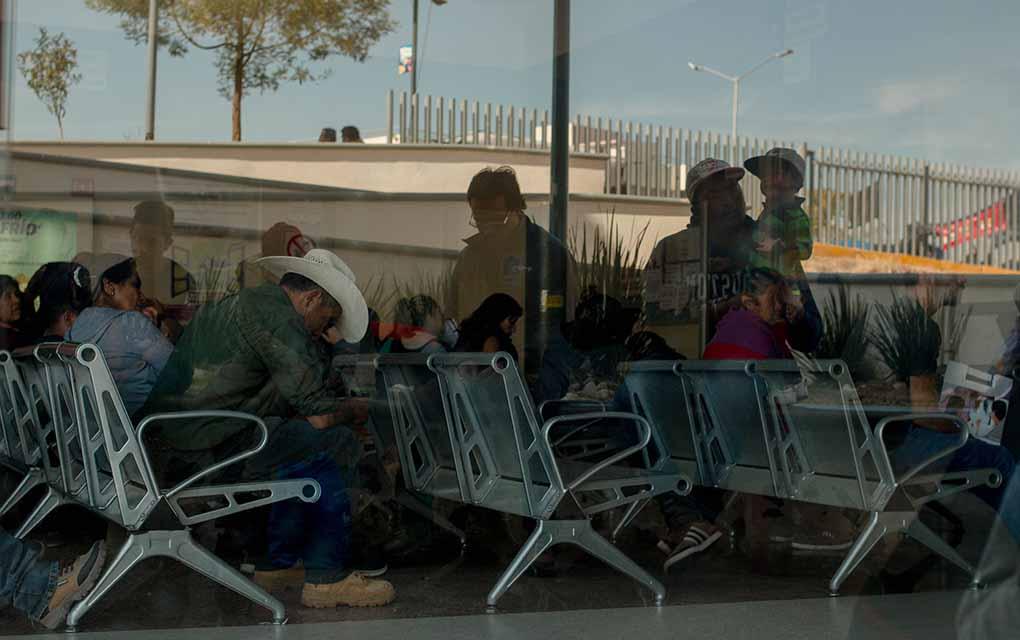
393;295;440;335
457;293;522;351
467;166;526;211
132;200;175;230
689;176;747;225
23;262;92;334
741;268;787;298
340;126;362;142
280;272;340;309
568;288;635;350
0;274;18;297
319;127;337;142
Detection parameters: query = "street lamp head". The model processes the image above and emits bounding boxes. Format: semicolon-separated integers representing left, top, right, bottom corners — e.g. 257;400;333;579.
777;48;794;58
688;62;701;71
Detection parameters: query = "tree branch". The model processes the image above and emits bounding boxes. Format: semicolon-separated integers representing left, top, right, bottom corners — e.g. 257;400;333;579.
167;2;228;51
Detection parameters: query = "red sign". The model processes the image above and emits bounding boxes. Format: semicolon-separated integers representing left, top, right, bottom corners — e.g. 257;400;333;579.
934;201;1008;250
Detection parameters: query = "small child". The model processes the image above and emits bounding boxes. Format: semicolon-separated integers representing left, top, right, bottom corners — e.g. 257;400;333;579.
744;147;813;304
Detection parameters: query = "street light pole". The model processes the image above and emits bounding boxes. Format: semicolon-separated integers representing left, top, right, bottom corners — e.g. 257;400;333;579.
411;0;418;95
687;49;794;161
144;0;158;140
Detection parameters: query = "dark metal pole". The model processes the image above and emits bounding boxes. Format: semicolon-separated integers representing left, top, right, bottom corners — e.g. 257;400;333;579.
411;0;419;95
144;0;158;140
549;0;569;241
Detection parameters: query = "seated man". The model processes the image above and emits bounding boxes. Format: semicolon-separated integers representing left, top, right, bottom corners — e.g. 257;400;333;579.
142;249;395;609
1;529;104;629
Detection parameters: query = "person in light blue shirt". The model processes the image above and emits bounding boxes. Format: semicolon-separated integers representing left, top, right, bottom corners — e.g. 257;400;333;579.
67;255;173;416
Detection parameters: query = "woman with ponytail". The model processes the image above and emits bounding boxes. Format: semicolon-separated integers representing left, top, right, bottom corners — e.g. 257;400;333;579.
22;262;93;344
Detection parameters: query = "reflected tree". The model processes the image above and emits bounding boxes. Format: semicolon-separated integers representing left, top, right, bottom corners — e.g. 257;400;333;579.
87;0;396;141
17;28;81;139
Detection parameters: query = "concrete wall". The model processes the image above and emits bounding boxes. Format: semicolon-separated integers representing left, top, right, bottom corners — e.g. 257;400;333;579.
9;141;611;194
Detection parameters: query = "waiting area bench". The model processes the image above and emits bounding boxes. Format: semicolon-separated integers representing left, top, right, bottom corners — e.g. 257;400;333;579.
622;358;1002;594
0;343;321;630
362;351;690;608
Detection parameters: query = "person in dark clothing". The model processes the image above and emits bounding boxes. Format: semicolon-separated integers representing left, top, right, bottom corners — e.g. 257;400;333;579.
0;275;28;351
454;293;523;361
20;262;92;343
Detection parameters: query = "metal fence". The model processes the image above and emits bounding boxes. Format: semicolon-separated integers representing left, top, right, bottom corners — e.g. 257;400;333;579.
386;90;1020;269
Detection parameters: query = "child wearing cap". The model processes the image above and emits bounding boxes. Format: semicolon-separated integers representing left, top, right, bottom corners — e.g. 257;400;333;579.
744;147;812;301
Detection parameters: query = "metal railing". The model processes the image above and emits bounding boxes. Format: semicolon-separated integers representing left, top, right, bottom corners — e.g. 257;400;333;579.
385;90;1020;269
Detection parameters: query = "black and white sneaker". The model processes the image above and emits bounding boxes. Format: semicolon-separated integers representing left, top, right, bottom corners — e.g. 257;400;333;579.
660;522;722;573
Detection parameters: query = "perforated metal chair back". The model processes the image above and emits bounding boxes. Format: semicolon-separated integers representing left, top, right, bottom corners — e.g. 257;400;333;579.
374;353;464;503
0;350;46;474
624;360;730;485
43;342;160;529
428;352;565;520
751;360;895;511
32;345;89;499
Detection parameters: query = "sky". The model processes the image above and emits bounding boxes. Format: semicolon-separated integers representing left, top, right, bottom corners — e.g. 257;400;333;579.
9;0;1020;171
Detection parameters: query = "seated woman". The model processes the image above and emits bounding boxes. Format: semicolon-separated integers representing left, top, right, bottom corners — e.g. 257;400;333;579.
454;293;522;361
0;275;29;351
22;262;92;343
703;267;791;360
381;295;451;355
67;255;174;416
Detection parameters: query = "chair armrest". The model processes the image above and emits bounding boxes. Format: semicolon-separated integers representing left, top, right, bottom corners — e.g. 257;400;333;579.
538;399;607;421
875;412;968;487
542;411;652;492
136;410;270;498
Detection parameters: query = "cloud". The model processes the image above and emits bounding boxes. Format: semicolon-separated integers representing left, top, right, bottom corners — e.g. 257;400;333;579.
876;76;964;115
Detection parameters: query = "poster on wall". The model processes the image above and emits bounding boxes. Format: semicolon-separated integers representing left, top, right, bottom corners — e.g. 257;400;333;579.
0;208;78;287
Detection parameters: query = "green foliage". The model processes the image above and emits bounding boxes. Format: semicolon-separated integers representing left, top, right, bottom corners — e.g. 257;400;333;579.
17;28;81;139
871;293;942;382
568;210;649;305
816;283;871;376
86;0;396;139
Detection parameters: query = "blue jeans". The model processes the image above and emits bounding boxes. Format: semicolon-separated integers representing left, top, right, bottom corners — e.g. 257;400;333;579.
896;427;1018;541
0;527;57;620
242;419;354;584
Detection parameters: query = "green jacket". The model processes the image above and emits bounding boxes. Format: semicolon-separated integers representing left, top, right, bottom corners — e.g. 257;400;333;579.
143;285;341;451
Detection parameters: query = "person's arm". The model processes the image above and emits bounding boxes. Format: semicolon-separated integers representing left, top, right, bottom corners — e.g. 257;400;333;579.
789;207;814;260
125;312;174;374
482;336;501;353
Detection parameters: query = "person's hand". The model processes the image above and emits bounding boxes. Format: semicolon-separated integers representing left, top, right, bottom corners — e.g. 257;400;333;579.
323;326;342;345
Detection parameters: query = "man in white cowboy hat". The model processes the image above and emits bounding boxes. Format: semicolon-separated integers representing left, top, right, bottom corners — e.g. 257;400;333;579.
142;248;395;609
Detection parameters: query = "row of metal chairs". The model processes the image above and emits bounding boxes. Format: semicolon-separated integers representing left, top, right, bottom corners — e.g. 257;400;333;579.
0;343;320;630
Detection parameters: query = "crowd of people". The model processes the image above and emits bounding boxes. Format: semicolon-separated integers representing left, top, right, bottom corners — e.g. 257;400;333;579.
1;156;1017;629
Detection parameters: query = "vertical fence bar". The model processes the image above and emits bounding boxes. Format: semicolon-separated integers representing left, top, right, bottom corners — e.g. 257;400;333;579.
399;92;407;143
615;119;623;193
519;106;526;148
507;106;515;147
543;110;549;149
437;96;444;143
531;109;538;149
423;95;432;143
460;99;468;144
449;97;456;144
626;121;634;195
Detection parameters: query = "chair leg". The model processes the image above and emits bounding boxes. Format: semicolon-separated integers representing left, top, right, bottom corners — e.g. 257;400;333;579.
169;531;286;624
571;521;666;605
611;497;650;543
14;486;66;539
66;533;148;630
829;511;888;596
0;470;44;518
904;517;976;579
485;520;555;609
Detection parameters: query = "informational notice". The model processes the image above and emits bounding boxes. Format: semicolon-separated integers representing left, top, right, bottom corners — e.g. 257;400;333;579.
0;208;78;287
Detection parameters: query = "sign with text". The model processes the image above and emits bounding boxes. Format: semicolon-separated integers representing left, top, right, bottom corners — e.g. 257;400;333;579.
0;208;78;287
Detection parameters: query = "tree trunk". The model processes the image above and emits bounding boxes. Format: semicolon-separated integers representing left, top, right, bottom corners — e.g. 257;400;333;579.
56;113;64;140
231;56;243;141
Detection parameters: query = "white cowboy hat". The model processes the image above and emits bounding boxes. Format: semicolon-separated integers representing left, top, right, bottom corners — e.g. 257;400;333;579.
256;249;368;343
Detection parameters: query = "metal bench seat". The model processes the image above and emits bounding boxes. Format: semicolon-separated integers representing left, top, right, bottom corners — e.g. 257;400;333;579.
0;343;322;630
623;358;1002;595
372;352;690;608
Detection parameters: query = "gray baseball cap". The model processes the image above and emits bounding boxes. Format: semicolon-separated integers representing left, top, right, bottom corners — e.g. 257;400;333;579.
744;147;805;181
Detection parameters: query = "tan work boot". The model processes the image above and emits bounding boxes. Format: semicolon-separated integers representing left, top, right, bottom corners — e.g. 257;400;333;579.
40;541;107;629
253;562;305;592
300;573;396;608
